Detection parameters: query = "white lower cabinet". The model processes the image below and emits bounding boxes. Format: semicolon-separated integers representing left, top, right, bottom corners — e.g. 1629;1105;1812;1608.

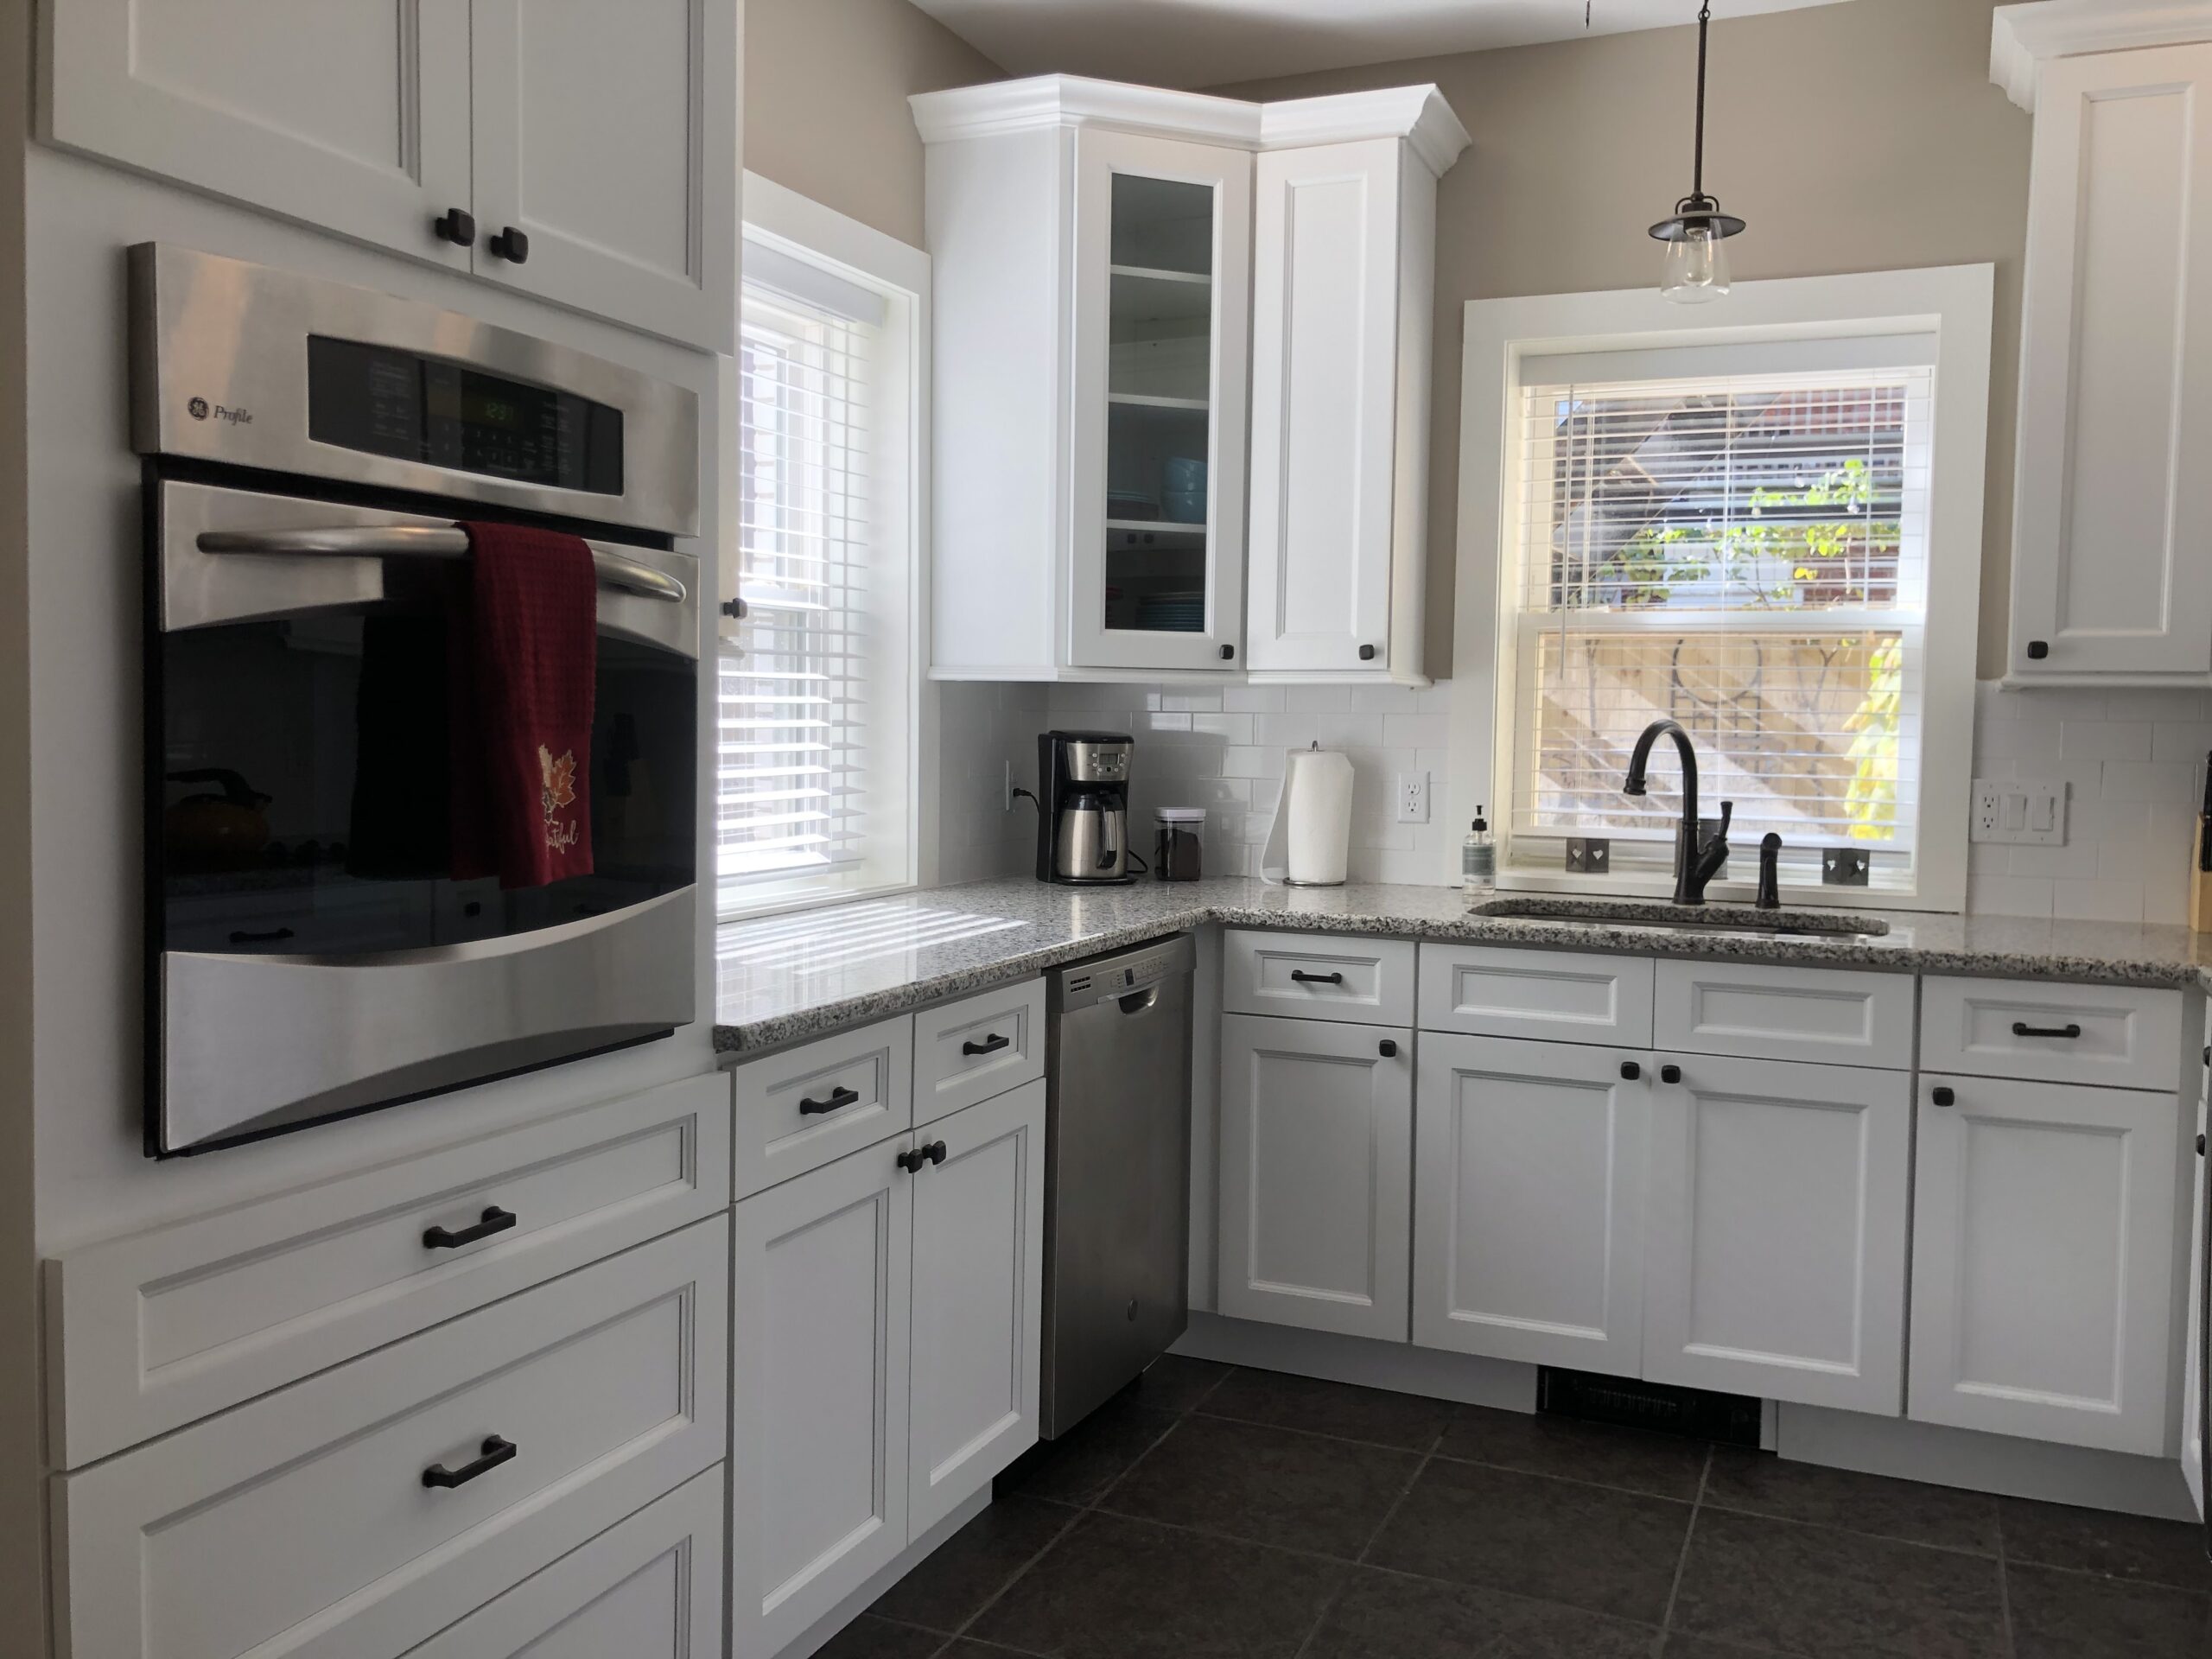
1642;1053;1910;1414
1217;1013;1413;1341
1910;1072;2180;1454
404;1468;724;1659
731;1081;1046;1659
1414;1035;1649;1374
2186;1083;2208;1520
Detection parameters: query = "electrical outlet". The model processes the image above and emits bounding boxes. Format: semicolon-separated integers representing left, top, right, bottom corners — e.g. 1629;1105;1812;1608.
1397;771;1431;825
1969;779;2066;846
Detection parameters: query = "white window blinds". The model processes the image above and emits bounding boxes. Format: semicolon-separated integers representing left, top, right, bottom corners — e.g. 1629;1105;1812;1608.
722;281;879;894
1507;363;1935;890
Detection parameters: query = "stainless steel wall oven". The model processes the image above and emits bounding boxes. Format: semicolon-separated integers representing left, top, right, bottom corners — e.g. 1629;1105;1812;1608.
135;245;702;1155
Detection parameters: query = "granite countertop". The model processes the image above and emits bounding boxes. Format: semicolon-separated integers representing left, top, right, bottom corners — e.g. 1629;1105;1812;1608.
714;877;2212;1058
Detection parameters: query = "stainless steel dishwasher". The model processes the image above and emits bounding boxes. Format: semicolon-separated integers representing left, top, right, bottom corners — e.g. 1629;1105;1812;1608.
1040;932;1195;1438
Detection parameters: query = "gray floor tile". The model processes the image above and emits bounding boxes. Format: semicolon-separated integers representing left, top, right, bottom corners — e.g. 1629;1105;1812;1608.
994;1392;1179;1506
2008;1561;2212;1657
1133;1354;1232;1414
1660;1638;1797;1657
869;1495;1077;1633
1433;1403;1709;1501
1198;1368;1457;1451
1300;1566;1662;1657
1999;1495;2212;1591
1700;1447;2000;1555
969;1509;1351;1658
816;1616;946;1659
1671;1507;2006;1658
1364;1458;1692;1624
1099;1414;1420;1559
939;1643;1050;1659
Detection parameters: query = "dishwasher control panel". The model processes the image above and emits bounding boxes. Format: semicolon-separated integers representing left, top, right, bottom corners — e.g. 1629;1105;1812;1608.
1050;933;1193;1012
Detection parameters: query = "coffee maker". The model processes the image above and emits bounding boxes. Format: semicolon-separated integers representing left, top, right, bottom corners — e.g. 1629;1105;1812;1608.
1036;732;1137;884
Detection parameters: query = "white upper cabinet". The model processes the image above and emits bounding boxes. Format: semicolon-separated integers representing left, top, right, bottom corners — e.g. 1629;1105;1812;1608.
39;0;736;352
915;77;1465;682
1245;107;1459;683
1995;10;2212;682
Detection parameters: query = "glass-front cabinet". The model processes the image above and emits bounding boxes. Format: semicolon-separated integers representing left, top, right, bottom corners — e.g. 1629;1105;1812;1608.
1069;130;1250;672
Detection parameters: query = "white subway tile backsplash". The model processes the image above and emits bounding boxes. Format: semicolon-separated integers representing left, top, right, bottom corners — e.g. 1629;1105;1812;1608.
1968;873;2055;917
2059;721;2151;762
1223;686;1286;714
2050;878;2146;924
1381;713;1451;750
2152;721;2212;764
2100;760;2194;804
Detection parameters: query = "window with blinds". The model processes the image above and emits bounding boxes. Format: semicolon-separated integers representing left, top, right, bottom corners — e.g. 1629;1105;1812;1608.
1505;363;1935;891
723;264;881;901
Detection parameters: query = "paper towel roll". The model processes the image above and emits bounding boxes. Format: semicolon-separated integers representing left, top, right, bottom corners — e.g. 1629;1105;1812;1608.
1261;746;1355;887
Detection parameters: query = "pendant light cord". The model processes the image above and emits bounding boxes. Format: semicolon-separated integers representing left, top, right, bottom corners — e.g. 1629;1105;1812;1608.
1693;0;1712;202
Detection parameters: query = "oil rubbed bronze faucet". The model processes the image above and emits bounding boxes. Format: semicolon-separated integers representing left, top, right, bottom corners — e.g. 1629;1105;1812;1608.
1623;719;1732;906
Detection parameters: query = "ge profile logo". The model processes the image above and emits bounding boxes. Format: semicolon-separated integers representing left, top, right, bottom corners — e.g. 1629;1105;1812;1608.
187;397;209;421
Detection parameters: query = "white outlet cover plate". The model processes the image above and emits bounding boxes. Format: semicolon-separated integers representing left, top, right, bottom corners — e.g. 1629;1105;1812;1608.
1970;779;2066;847
1397;771;1431;824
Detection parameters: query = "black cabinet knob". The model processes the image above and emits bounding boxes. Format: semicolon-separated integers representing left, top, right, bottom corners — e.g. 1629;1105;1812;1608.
1620;1060;1641;1081
488;226;530;264
1660;1064;1682;1084
1378;1039;1398;1058
925;1140;948;1166
433;207;476;247
896;1147;927;1174
2197;1132;2205;1158
1358;644;1376;662
2026;640;2050;660
1219;644;1235;661
1932;1086;1956;1108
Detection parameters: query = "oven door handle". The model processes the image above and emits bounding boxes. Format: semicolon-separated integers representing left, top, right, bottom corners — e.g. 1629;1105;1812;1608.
196;525;688;605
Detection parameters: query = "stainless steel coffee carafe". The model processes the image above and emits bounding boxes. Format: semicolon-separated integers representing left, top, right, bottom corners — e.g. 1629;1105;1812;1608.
1053;789;1130;881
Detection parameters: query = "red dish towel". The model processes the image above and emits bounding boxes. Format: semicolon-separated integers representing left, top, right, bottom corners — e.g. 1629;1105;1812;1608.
448;522;597;888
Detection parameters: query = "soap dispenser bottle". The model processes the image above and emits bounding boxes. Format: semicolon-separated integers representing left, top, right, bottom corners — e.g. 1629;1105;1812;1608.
1462;809;1496;897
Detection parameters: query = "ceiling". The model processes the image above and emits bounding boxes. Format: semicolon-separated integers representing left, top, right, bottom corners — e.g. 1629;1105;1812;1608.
906;0;1863;90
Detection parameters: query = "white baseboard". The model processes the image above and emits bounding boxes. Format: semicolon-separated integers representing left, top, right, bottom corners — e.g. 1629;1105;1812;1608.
1776;1404;2198;1522
1172;1312;1540;1411
772;1484;994;1659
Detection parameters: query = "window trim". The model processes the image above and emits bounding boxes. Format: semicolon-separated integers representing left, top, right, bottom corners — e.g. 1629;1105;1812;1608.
1450;267;1994;912
721;174;930;922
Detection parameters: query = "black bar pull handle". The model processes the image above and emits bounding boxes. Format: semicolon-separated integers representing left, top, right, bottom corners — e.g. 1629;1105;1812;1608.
229;926;296;944
800;1084;861;1116
423;1434;517;1489
963;1033;1012;1057
1290;970;1344;986
2011;1021;2083;1040
423;1206;518;1250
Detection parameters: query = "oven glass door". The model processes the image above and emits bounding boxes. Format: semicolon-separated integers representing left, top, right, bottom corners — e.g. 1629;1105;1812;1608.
150;480;699;1154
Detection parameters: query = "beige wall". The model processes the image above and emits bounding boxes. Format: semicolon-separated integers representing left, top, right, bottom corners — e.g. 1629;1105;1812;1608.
1213;0;2032;678
745;0;1002;246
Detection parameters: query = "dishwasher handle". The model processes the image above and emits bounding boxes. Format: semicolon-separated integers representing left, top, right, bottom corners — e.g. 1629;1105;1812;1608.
1118;986;1160;1016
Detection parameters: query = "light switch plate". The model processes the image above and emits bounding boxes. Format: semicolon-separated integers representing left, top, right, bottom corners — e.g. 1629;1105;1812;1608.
1397;772;1431;824
1970;779;2066;847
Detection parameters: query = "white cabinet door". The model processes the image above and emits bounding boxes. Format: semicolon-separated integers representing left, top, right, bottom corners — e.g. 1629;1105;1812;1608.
40;0;474;268
1414;1035;1650;1376
1245;139;1400;675
1069;128;1251;672
469;0;738;351
2010;42;2212;680
908;1080;1046;1537
1910;1073;2180;1455
1217;1013;1412;1340
2186;1089;2207;1521
1643;1053;1910;1414
731;1139;914;1659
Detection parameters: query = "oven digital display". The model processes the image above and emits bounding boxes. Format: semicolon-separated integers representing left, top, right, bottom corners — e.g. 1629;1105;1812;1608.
306;335;624;495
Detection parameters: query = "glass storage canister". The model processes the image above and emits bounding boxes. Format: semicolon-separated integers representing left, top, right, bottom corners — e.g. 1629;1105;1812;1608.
1154;808;1205;881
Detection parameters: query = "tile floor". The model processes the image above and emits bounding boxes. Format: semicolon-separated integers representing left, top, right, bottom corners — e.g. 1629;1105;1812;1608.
822;1358;2212;1658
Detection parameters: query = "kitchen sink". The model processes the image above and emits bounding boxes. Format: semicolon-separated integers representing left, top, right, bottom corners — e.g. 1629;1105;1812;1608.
1471;899;1890;943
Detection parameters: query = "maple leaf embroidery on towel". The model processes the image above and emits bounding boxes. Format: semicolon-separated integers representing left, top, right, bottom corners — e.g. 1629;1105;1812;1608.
539;745;582;853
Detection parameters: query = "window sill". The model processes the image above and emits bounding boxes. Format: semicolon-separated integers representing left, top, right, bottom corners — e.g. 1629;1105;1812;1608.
716;878;917;928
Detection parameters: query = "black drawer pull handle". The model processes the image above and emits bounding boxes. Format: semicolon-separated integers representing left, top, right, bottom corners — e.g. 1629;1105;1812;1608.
925;1140;948;1166
1290;970;1344;986
1660;1064;1682;1084
423;1434;517;1489
800;1085;861;1116
423;1206;517;1249
229;926;296;944
1620;1060;1641;1081
1932;1086;1955;1108
2011;1021;2082;1040
963;1033;1012;1057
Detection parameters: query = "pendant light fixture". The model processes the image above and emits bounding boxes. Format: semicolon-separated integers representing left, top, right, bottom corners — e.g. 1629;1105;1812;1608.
1649;0;1745;304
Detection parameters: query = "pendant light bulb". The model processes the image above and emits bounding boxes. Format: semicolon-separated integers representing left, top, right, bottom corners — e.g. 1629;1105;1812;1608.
1649;1;1745;303
1661;220;1730;303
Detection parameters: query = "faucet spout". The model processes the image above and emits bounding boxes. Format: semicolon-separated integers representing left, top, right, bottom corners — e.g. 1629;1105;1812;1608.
1622;719;1727;905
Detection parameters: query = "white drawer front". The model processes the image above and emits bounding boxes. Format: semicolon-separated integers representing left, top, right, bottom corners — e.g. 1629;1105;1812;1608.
1417;944;1655;1046
1224;930;1414;1027
1655;960;1914;1068
48;1077;729;1468
732;1014;914;1197
403;1468;724;1659
1920;976;2183;1091
54;1217;728;1659
913;977;1046;1126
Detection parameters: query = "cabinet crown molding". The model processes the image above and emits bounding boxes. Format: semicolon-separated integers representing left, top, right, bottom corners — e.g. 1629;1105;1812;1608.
912;74;1467;173
1992;2;2212;109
